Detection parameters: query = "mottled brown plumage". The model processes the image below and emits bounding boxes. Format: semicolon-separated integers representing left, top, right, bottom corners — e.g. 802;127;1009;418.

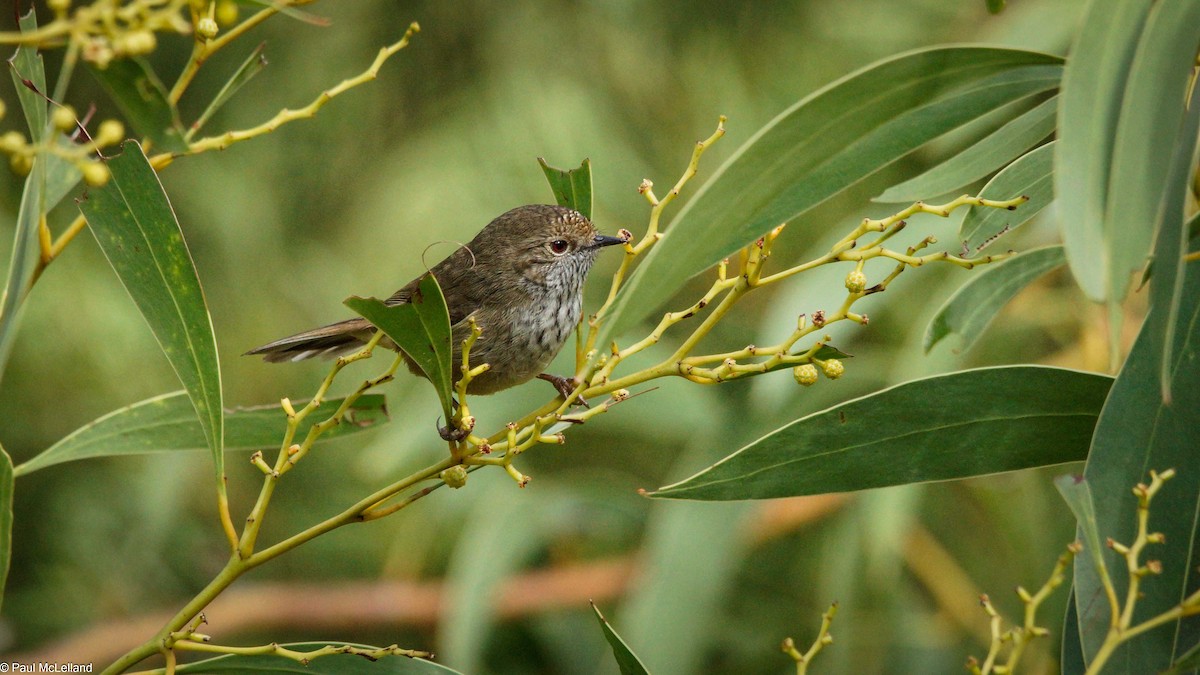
246;204;626;396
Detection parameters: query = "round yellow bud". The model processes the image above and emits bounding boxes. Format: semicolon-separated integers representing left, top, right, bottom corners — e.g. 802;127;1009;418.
216;0;239;26
118;30;157;56
0;98;6;121
0;131;26;153
196;18;219;40
819;359;844;380
96;119;126;146
440;465;468;489
9;153;32;177
81;161;111;187
844;269;867;294
793;364;819;386
52;105;77;133
47;0;71;14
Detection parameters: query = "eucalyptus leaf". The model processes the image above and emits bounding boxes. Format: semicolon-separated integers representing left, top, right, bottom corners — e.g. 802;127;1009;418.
191;43;269;137
1100;0;1200;305
1055;0;1152;302
651;366;1109;500
1072;254;1200;670
345;274;454;420
959;141;1054;254
89;57;188;154
8;9;48;143
924;245;1065;354
14;391;387;476
1053;474;1108;597
79;141;224;481
538;157;593;219
876;95;1057;203
594;602;652;675
174;643;458;674
603;47;1062;347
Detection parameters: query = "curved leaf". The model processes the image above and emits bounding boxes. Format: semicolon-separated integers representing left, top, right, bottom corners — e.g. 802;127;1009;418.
174;642;458;674
924;245;1065;353
959;141;1055;254
79;141;224;480
13;391;388;476
88;57;188;153
603;46;1062;345
650;366;1110;500
1072;253;1200;670
594;603;652;675
876;95;1057;203
346;273;453;420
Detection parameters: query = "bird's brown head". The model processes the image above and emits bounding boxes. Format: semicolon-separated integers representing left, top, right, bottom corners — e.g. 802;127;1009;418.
472;204;627;292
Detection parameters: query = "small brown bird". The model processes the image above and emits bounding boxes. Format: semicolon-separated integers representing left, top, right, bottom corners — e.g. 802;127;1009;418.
246;204;627;400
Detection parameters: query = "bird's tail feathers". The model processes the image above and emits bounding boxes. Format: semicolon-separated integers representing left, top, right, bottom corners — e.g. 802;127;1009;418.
245;318;373;363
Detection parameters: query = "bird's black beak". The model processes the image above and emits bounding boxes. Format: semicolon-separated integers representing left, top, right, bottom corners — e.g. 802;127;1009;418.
590;233;628;249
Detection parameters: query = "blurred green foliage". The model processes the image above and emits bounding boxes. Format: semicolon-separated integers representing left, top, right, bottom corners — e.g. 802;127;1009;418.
0;0;1103;672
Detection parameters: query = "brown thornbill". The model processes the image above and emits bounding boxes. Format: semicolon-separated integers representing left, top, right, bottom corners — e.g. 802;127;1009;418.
246;204;627;402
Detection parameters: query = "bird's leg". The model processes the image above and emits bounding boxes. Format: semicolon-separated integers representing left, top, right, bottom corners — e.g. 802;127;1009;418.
437;398;470;441
537;373;589;408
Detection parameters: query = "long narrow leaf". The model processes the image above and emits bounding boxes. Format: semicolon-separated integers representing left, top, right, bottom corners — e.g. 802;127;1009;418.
14;391;388;476
959;141;1055;254
7;9;48;143
1055;0;1153;302
345;274;454;420
650;366;1110;500
78;141;224;481
924;245;1065;353
1072;257;1200;670
191;43;269;137
603;47;1062;346
1102;0;1200;305
593;602;652;675
876;95;1057;203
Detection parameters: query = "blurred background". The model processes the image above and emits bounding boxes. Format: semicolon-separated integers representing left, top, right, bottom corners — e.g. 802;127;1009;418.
0;1;1110;672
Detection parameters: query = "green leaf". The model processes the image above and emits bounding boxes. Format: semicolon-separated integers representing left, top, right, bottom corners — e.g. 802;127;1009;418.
537;157;593;220
959;141;1055;254
78;141;224;482
0;444;11;614
603;47;1062;345
7;9;49;143
1053;475;1109;600
593;602;652;675
986;0;1006;14
345;274;454;420
174;643;459;674
191;43;269;137
1100;0;1200;305
876;95;1057;203
89;57;188;154
650;366;1110;500
1062;589;1087;675
924;245;1065;354
1071;254;1200;670
242;0;332;27
1163;641;1200;675
1055;0;1152;303
13;391;387;476
1146;83;1200;402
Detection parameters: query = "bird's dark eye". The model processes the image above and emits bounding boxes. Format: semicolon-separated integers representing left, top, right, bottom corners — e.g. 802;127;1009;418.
549;239;570;255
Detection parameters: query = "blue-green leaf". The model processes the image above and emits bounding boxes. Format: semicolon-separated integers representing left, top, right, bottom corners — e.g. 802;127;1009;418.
13;391;388;476
876;95;1057;203
78;141;224;481
190;43;269;137
651;366;1109;500
1072;256;1200;670
7;9;48;143
603;46;1062;346
924;245;1065;354
0;444;11;614
345;274;454;420
959;141;1055;254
